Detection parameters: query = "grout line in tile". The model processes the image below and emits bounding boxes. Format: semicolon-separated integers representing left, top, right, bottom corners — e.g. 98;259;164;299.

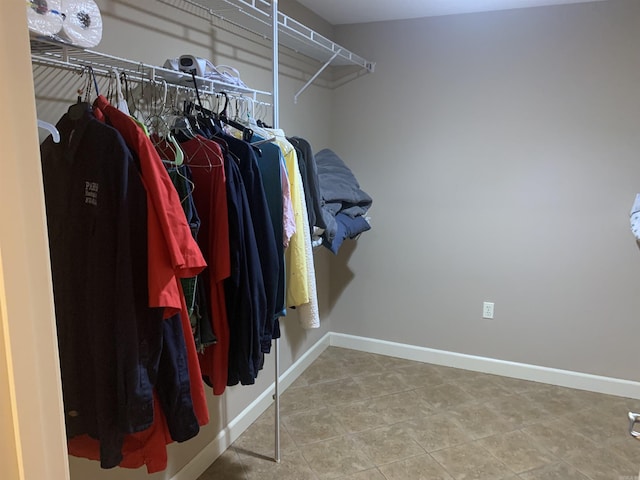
199;347;639;480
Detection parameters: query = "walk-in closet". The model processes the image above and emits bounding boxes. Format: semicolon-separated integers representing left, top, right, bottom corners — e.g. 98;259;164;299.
4;0;640;479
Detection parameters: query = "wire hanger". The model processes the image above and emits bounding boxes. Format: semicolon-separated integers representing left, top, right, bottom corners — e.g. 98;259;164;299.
146;80;185;166
183;133;224;171
68;66;97;121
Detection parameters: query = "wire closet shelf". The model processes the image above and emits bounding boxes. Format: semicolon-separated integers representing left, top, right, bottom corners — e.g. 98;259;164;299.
157;0;375;72
30;37;272;101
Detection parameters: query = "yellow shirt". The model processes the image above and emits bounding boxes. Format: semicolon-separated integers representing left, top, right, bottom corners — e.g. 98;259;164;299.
268;130;310;308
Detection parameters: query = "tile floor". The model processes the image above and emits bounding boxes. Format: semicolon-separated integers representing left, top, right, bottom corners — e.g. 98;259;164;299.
198;347;640;479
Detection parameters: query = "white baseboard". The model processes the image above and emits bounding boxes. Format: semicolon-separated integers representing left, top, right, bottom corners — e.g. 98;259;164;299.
170;332;331;480
330;333;640;400
173;330;640;480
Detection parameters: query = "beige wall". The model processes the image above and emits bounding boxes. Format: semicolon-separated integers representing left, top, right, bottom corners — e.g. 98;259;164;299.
330;0;640;381
14;0;640;478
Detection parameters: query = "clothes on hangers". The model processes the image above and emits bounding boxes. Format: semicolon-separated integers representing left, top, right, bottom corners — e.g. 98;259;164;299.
171;103;287;385
179;134;266;387
94;96;206;318
217;131;281;354
40;95;344;473
165;164;217;352
164;135;233;395
288;136;326;234
43;97;213;473
282;156;296;247
267;130;310;307
220;144;266;385
250;135;288;319
268;130;320;328
92;95;209;428
41;105;156;468
67;290;204;473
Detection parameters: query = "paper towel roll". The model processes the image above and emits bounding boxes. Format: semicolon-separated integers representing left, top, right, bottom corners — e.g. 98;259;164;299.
27;0;64;37
59;0;102;48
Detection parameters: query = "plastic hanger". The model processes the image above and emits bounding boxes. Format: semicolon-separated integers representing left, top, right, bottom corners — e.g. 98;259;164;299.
172;116;196;140
148;116;185;166
217;92;254;143
37;119;60;143
167;132;184;166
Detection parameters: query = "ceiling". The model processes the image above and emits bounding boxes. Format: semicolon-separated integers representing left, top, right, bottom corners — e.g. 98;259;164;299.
295;0;607;25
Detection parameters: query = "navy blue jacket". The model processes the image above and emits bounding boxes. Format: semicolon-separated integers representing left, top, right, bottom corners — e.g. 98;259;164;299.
220;133;280;353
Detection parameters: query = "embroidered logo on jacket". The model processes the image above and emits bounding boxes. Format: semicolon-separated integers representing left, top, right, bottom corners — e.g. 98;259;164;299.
84;181;99;206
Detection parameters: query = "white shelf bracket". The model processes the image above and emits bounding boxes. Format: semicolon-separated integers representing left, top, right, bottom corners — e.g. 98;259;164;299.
293;50;340;104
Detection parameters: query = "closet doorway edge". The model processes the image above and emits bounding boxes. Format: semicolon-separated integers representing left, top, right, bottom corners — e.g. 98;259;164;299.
0;3;70;480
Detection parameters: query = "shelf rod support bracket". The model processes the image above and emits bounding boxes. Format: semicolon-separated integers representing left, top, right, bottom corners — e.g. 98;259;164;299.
294;50;340;104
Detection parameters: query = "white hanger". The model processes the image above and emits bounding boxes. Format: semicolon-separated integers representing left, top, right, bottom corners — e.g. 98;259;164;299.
37;119;60;143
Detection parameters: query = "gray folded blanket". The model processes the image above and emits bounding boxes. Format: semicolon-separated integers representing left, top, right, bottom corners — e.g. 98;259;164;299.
315;148;372;242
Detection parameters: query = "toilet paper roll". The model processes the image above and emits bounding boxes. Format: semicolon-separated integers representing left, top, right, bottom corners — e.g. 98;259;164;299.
27;0;64;37
59;0;102;48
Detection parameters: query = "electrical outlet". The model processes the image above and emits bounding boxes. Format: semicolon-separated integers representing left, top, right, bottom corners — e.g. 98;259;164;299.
483;302;494;319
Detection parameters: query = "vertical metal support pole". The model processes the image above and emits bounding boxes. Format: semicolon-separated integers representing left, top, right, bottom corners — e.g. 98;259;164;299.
272;0;281;466
272;0;279;129
274;337;281;463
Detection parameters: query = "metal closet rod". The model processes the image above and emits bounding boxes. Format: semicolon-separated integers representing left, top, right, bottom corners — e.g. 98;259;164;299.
32;58;271;112
30;39;271;100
